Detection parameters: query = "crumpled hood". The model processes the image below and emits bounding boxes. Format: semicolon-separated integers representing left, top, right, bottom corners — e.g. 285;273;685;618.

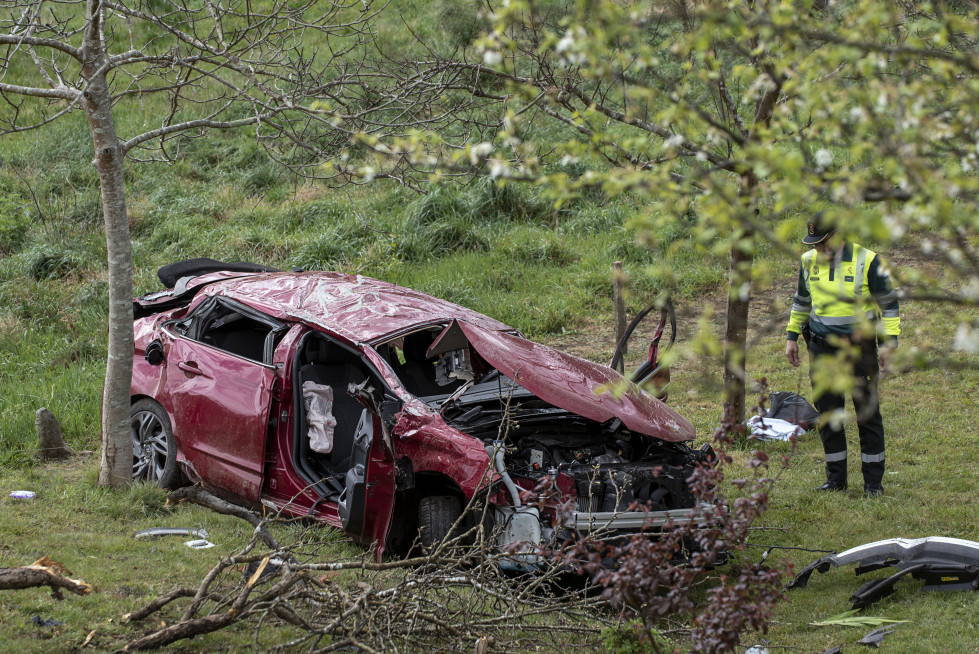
457;322;695;442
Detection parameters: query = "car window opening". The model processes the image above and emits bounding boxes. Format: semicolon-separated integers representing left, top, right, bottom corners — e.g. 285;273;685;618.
376;327;471;398
195;303;282;364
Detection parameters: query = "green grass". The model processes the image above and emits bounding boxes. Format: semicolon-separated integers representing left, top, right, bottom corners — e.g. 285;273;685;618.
0;461;361;652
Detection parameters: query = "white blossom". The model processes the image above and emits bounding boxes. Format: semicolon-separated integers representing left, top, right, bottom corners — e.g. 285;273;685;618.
883;213;906;239
961;278;979;302
664;134;684;150
953;322;979;354
848;107;866;123
488;158;510;178
555;31;576;53
814;148;833;168
483;49;502;66
559;155;578;166
469;141;493;165
921;239;934;255
360;166;376;182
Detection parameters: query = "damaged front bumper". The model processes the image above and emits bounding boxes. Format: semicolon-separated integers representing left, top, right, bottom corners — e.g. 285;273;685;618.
567;502;719;533
788;536;979;608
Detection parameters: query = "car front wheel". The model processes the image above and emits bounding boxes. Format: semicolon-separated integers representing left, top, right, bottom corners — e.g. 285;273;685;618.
418;495;462;550
130;399;182;489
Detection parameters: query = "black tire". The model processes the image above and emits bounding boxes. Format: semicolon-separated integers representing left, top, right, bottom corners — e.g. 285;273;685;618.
130;399;182;489
418;495;462;549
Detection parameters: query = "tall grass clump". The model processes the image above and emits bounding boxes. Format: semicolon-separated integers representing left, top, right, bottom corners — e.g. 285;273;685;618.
22;243;83;280
396;186;490;261
466;177;552;224
0;198;31;254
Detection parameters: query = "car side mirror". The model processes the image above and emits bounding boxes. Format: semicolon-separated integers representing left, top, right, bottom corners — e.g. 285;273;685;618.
145;339;165;366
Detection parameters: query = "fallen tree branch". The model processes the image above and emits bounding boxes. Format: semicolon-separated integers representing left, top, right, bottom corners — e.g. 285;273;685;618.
0;557;92;600
125;520;612;651
122;588;198;622
167;485;281;550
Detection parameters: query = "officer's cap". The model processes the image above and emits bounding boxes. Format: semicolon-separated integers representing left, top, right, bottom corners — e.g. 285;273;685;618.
802;211;836;245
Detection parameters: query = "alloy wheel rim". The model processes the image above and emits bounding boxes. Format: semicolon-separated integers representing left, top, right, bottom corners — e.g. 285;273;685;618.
131;410;167;482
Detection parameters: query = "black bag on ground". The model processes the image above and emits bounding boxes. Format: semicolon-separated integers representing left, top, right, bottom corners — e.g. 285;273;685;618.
762;391;819;430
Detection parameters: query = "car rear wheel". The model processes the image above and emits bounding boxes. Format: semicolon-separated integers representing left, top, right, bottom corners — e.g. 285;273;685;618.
130;399;182;489
418;495;462;550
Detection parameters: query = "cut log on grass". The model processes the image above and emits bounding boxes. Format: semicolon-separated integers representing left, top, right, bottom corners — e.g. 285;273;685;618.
0;557;91;599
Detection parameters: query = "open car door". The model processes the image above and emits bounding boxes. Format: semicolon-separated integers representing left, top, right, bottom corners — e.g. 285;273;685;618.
336;381;398;558
160;297;283;501
608;299;676;401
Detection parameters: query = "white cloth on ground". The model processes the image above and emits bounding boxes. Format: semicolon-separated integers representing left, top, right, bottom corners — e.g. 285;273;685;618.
747;415;804;442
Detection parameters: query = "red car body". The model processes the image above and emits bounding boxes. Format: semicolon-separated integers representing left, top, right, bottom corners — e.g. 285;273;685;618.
129;264;713;560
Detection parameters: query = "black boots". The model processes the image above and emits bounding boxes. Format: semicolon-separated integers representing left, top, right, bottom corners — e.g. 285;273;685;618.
864;483;884;497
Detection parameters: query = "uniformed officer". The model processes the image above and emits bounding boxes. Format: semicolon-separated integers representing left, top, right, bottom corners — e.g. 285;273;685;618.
784;212;900;497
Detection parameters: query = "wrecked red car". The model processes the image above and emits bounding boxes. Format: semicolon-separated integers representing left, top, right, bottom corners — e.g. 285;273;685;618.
129;259;716;559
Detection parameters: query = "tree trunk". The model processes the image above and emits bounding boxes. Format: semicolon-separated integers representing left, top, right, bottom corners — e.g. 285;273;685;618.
82;1;134;487
722;56;781;428
722;227;754;428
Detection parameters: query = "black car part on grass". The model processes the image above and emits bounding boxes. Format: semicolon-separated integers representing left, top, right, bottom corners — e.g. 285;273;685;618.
788;537;979;608
761;391;819;429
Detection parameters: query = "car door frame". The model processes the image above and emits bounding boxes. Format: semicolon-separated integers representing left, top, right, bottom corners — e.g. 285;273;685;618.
159;296;286;502
292;328;399;552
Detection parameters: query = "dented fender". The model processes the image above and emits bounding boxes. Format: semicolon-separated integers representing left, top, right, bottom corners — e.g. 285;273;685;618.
391;401;495;499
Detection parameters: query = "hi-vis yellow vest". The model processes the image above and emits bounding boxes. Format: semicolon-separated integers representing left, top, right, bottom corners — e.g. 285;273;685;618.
802;244;876;330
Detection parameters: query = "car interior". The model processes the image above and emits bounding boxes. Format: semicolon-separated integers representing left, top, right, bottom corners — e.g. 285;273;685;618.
375;327;469;399
182;298;284;365
293;333;382;497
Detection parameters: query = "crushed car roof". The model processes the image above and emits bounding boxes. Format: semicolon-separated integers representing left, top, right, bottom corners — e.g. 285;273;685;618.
200;272;512;342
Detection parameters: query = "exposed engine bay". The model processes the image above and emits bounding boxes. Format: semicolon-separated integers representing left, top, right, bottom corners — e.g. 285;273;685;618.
375;320;716;546
429;372;714;530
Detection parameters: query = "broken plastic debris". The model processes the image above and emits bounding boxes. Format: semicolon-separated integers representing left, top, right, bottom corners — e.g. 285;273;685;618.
9;490;36;499
788;537;979;605
31;615;63;627
134;527;208;540
184;539;215;549
858;625;899;648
